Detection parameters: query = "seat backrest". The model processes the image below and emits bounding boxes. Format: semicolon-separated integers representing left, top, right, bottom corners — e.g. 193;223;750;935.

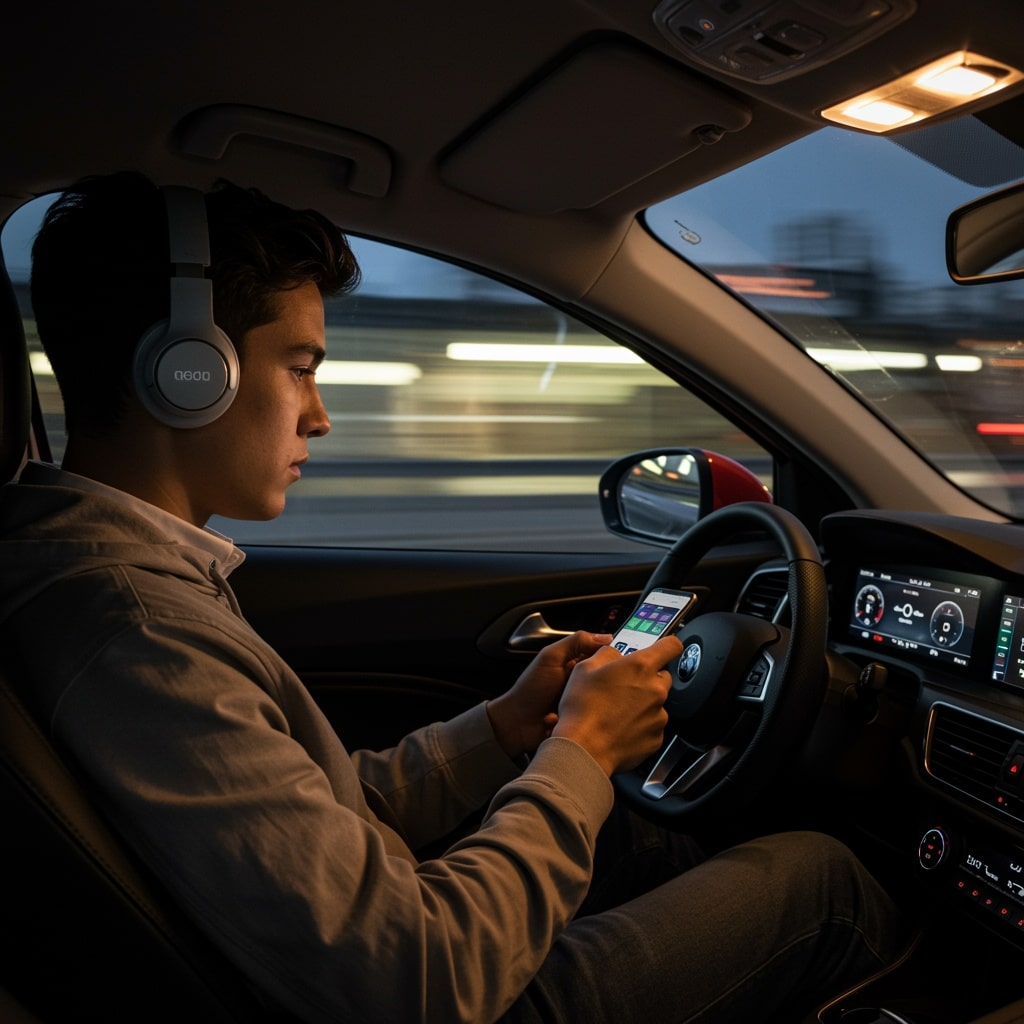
0;663;282;1022
0;246;288;1020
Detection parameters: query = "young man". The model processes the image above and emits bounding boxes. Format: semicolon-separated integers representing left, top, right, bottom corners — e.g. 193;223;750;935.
0;173;909;1022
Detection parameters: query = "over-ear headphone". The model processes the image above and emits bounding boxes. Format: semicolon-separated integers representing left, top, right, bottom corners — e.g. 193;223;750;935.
132;185;239;428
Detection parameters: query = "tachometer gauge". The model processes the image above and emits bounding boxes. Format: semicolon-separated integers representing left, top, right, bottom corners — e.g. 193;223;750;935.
854;584;885;628
930;600;964;647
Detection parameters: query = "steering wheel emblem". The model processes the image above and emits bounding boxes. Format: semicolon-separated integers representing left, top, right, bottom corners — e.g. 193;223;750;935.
678;642;702;683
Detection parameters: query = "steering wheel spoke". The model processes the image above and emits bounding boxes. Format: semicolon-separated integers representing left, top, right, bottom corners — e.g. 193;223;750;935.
641;735;733;801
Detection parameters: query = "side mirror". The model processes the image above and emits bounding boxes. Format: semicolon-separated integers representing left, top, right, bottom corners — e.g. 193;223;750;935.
947;179;1024;284
598;448;772;547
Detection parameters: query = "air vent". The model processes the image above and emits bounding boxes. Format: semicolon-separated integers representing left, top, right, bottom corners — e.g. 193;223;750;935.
926;703;1021;817
736;568;788;621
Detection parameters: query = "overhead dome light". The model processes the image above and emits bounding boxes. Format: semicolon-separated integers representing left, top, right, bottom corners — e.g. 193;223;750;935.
847;100;916;128
919;64;998;96
822;51;1022;133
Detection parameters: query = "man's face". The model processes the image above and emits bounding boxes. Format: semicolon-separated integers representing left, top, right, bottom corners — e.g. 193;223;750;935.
183;280;331;524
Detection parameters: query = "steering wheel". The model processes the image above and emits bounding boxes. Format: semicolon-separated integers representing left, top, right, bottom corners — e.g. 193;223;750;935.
613;501;828;826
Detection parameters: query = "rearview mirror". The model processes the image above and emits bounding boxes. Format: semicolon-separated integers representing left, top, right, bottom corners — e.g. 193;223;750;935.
947;179;1024;284
598;448;772;547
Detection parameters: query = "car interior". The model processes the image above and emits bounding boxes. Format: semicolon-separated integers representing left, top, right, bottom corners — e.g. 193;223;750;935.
8;1;1024;1021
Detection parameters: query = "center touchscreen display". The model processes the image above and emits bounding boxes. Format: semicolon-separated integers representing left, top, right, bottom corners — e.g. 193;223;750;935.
992;595;1024;691
849;568;981;668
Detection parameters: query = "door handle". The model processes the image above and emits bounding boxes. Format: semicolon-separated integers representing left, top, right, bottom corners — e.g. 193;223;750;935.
507;612;573;652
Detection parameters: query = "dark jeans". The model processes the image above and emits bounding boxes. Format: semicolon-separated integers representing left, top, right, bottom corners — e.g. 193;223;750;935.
501;811;910;1024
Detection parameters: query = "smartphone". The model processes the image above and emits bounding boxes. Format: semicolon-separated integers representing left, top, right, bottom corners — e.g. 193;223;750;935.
611;587;696;655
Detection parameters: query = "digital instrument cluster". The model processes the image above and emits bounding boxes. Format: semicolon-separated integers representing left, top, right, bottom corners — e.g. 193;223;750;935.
848;568;982;669
845;567;1024;693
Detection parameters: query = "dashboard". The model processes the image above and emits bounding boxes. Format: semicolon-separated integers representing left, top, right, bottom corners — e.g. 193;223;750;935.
818;510;1024;950
823;510;1024;699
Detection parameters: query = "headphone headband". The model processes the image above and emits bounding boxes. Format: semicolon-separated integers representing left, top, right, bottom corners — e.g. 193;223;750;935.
164;186;212;267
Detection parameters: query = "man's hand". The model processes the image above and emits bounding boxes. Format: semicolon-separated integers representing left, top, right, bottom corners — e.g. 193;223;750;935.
486;631;612;760
552;634;683;777
486;630;684;776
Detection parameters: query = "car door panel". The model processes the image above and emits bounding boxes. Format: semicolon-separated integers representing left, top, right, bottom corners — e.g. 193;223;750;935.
231;542;780;750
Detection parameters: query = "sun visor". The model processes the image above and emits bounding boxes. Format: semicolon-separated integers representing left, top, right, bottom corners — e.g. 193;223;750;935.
439;42;751;214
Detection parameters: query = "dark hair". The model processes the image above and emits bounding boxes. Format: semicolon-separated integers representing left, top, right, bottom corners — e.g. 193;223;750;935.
29;172;360;436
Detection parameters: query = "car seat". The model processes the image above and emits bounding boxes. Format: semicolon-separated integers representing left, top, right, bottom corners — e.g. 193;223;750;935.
0;253;291;1021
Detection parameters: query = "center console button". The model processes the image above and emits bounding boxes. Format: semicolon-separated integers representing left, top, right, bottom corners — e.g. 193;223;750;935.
918;827;949;871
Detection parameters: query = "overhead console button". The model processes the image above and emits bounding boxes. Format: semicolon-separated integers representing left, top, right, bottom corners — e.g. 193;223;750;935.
760;21;826;56
652;0;916;83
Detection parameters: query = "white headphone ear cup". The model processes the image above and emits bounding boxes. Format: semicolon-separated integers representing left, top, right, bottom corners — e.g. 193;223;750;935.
134;319;239;428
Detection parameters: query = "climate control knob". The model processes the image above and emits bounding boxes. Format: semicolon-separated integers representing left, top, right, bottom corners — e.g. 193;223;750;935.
918;827;949;871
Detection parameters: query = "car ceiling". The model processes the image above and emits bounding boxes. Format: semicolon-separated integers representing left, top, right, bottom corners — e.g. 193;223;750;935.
4;0;1022;525
4;0;1024;301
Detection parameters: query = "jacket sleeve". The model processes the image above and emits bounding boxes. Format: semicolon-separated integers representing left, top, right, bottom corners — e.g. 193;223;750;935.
351;702;529;851
52;615;614;1024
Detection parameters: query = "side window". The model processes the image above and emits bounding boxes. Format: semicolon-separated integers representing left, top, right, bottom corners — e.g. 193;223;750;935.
221;238;770;552
2;208;769;553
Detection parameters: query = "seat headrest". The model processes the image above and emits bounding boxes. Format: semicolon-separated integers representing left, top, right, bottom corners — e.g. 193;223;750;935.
0;256;30;483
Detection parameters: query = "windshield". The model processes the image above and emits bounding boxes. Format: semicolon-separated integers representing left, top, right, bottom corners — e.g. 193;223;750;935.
646;116;1024;518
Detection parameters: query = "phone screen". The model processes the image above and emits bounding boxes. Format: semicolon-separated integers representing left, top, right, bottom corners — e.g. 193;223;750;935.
611;588;696;655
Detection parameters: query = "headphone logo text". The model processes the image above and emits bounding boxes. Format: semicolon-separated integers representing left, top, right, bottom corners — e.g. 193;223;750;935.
174;370;212;382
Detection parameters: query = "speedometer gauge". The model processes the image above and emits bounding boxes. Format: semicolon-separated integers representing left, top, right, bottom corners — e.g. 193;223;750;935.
854;584;885;628
930;601;965;647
